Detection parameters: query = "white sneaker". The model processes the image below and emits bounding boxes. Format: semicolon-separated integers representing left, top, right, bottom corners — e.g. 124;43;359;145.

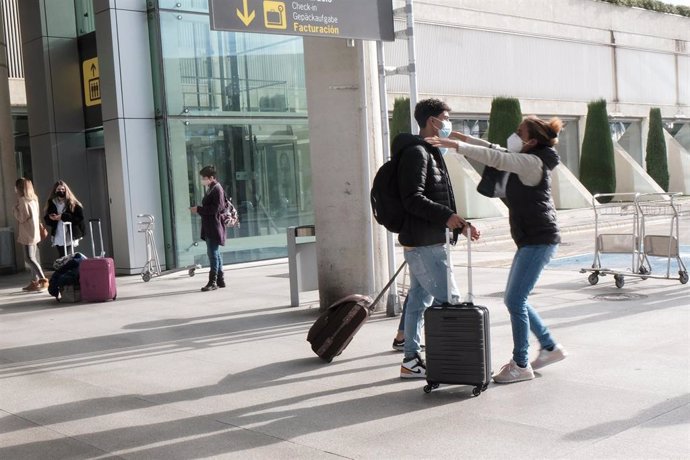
400;353;426;379
493;359;535;384
531;344;568;370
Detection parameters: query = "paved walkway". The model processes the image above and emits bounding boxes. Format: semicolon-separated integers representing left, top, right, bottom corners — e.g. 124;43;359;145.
0;206;688;459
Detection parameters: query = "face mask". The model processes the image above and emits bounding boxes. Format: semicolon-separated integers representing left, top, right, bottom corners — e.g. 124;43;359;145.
439;147;449;156
201;178;211;187
507;133;525;153
56;191;66;198
435;118;452;139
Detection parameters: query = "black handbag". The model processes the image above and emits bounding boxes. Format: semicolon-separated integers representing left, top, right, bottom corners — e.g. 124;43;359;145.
477;166;509;198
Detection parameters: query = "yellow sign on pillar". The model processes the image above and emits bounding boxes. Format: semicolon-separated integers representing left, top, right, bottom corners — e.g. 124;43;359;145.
82;57;101;107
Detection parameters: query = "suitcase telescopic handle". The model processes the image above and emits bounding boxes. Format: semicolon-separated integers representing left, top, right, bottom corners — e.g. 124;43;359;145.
446;225;474;304
88;219;106;258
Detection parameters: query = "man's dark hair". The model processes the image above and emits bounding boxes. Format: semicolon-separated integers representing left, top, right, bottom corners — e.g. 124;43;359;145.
199;165;217;178
414;98;451;129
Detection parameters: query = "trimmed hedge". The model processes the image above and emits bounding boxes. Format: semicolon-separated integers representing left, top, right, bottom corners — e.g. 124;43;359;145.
487;97;522;147
597;0;690;17
580;99;616;203
390;97;411;140
645;108;669;191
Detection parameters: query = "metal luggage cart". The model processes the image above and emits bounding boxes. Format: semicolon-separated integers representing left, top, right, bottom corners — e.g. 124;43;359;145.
137;214;200;282
580;193;646;288
635;192;688;285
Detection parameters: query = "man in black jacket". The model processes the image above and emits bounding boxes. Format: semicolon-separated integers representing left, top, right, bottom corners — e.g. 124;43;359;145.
396;99;480;379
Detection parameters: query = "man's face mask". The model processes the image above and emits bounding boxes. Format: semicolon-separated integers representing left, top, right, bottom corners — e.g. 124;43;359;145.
433;117;452;139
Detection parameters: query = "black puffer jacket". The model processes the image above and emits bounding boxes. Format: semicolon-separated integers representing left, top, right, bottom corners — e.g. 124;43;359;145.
393;133;456;247
505;146;561;247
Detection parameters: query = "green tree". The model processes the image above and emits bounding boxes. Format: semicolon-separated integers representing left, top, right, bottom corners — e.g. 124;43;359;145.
580;99;616;203
487;97;522;147
645;108;669;191
389;97;410;139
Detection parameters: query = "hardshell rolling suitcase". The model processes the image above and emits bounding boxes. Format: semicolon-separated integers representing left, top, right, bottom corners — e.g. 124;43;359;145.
307;263;406;362
79;219;117;302
423;227;492;396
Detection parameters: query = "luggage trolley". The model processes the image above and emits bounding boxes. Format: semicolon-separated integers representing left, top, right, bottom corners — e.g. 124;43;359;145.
137;214;200;282
635;192;688;285
580;193;646;288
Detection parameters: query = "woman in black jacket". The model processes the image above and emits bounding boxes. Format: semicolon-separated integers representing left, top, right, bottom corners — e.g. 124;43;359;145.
428;115;568;384
190;165;227;291
44;180;85;258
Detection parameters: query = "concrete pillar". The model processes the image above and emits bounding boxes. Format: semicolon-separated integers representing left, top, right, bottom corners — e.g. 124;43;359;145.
18;0;87;266
303;38;387;311
94;0;164;274
0;4;21;271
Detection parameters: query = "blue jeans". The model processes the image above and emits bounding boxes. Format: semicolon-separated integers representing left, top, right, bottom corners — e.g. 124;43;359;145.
504;244;558;367
206;240;223;274
403;244;460;358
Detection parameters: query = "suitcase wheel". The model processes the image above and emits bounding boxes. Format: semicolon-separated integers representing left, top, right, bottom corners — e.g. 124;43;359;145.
472;386;482;397
188;268;196;277
423;383;439;394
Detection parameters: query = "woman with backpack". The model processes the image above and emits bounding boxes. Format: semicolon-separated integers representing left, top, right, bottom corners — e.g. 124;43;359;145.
190;165;226;291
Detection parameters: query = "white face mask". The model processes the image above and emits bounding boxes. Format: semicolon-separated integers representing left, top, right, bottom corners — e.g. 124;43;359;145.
201;178;211;187
507;133;525;153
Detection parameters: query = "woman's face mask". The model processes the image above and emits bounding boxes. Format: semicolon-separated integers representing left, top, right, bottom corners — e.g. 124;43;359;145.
507;133;526;153
200;178;211;187
55;188;66;198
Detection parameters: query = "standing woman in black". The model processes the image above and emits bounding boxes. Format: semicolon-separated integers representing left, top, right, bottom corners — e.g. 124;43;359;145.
44;180;85;259
190;165;227;291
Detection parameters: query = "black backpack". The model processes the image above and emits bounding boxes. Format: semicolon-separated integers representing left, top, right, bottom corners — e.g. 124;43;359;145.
370;154;405;233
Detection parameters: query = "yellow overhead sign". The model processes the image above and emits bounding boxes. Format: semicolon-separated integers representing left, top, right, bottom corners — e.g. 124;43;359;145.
82;57;101;107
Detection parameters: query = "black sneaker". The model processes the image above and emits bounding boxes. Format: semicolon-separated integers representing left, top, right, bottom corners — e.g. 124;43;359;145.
392;338;425;352
400;353;426;379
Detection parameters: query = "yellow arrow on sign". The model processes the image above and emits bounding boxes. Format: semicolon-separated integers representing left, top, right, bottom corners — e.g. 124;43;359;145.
236;0;255;26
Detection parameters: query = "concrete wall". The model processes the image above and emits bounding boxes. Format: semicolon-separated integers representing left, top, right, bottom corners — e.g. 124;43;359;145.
613;142;665;194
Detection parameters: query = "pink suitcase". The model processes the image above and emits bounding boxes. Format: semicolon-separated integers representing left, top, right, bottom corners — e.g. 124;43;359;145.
80;219;117;302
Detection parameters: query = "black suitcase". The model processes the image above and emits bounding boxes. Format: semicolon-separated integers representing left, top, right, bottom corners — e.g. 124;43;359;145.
423;227;492;396
307;263;406;362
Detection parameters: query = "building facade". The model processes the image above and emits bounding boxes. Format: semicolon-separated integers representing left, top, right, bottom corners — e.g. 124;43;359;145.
1;0;688;277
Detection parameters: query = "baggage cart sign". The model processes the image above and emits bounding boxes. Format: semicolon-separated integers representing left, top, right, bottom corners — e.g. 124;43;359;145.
209;0;394;41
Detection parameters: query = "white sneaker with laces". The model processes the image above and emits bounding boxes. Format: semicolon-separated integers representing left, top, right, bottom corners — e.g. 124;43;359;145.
400;354;426;379
531;344;568;370
493;359;535;384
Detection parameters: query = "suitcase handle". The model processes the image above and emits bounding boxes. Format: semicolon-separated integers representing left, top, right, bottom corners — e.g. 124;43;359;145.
446;225;474;304
62;221;74;256
369;262;407;310
89;219;106;258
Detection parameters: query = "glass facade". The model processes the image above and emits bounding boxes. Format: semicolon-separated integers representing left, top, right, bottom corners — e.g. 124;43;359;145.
152;3;312;268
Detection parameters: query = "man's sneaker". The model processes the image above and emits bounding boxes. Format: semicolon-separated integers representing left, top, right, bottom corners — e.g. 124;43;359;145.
531;344;568;370
400;353;426;379
493;359;535;384
392;338;425;352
